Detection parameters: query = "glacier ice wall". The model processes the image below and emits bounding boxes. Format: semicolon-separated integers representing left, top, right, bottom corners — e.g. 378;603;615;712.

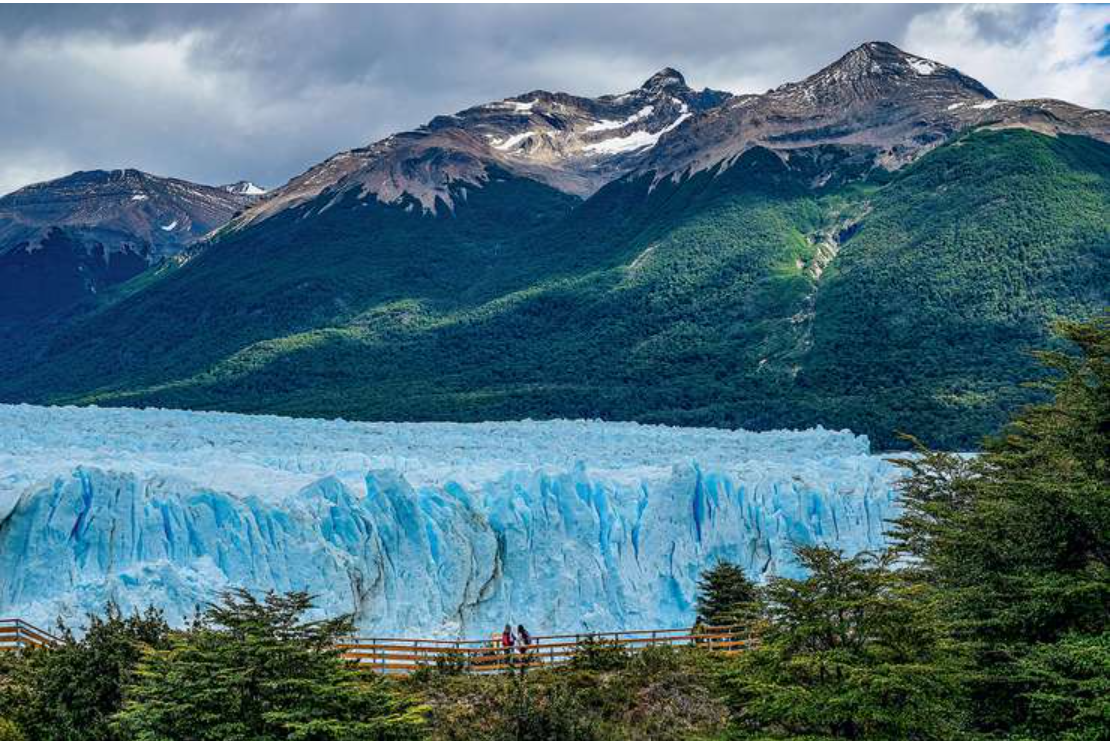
0;404;901;637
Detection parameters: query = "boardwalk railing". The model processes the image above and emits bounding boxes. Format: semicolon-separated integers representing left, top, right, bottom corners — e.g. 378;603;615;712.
0;619;61;650
338;624;752;673
1;618;750;673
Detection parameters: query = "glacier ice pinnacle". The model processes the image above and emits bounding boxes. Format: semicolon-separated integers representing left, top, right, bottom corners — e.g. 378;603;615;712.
0;404;901;637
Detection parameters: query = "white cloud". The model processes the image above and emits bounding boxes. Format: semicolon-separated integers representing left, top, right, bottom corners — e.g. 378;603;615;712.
903;4;1110;108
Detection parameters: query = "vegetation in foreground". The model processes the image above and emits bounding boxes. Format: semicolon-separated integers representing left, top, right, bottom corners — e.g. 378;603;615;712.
0;317;1106;740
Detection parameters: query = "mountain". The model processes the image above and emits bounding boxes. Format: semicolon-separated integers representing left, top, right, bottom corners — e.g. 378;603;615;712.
0;42;1107;450
0;169;259;329
231;67;729;228
640;41;1107;179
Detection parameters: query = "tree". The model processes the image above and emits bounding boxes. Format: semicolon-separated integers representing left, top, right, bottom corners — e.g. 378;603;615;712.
720;546;967;740
115;590;425;741
0;717;24;741
694;561;761;626
890;316;1110;738
0;605;170;741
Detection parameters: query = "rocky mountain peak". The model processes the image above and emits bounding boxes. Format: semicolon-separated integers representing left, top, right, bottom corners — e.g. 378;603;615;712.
640;67;687;93
230;40;1107;230
637;39;1104;186
0;169;259;259
223;181;268;196
781;41;995;105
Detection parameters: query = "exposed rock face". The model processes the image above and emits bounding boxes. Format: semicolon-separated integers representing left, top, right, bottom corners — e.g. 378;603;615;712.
232;68;732;223
234;41;1108;229
0;169;260;325
641;41;1109;179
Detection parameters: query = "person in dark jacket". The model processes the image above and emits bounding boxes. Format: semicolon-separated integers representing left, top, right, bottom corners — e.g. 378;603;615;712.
516;624;532;655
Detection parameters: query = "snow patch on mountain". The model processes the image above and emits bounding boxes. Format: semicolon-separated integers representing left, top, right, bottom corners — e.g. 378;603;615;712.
491;132;535;151
509;99;538;113
585;106;656;133
585;111;693;154
907;57;939;75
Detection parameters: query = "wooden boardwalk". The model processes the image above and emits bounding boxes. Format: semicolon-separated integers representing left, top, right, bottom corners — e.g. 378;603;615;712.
339;624;751;673
0;619;61;650
1;618;749;673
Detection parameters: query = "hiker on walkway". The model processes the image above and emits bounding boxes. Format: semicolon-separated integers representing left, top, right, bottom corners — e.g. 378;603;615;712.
501;624;516;649
516;624;532;656
500;623;515;665
691;615;709;646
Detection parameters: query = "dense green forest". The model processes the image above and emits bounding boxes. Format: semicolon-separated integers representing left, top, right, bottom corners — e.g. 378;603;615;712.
1;130;1107;450
2;317;1106;740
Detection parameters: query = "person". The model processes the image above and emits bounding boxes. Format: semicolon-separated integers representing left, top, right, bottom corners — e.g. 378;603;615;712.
516;624;532;655
691;615;708;647
500;623;515;660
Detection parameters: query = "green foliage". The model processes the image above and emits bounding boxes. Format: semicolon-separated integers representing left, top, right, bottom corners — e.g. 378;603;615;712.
802;131;1109;448
0;718;24;741
0;605;171;741
890;316;1109;738
568;635;630;672
721;547;968;740
695;561;762;626
2;131;1105;450
416;646;728;741
1013;632;1110;741
114;589;425;741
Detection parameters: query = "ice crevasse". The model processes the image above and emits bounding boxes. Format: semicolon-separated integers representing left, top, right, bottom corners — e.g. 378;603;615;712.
0;404;901;637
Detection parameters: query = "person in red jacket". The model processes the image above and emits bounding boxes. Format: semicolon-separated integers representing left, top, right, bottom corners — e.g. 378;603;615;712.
500;623;516;665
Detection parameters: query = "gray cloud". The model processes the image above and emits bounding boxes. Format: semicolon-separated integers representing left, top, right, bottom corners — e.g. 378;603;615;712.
1;3;1107;195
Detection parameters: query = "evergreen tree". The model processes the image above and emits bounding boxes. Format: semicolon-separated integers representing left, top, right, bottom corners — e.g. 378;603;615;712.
890;316;1110;738
115;590;425;741
694;561;761;626
720;546;967;740
0;605;170;741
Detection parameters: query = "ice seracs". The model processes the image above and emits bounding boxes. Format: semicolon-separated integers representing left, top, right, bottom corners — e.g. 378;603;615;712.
0;404;901;637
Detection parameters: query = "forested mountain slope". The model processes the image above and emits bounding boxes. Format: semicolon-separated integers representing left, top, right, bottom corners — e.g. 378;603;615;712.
3;129;1105;449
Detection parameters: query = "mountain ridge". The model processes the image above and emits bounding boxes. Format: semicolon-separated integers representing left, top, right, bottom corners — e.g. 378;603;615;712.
225;41;1107;230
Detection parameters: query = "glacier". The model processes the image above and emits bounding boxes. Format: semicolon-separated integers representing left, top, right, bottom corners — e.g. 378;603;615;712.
0;404;901;637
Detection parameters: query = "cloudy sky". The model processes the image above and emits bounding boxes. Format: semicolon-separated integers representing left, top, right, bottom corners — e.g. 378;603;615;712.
1;3;1107;195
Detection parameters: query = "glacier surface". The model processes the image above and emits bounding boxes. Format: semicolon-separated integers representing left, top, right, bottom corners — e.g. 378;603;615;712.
0;404;901;637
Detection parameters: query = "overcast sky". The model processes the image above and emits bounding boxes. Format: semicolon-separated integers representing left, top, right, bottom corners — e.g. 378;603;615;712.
1;3;1107;196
